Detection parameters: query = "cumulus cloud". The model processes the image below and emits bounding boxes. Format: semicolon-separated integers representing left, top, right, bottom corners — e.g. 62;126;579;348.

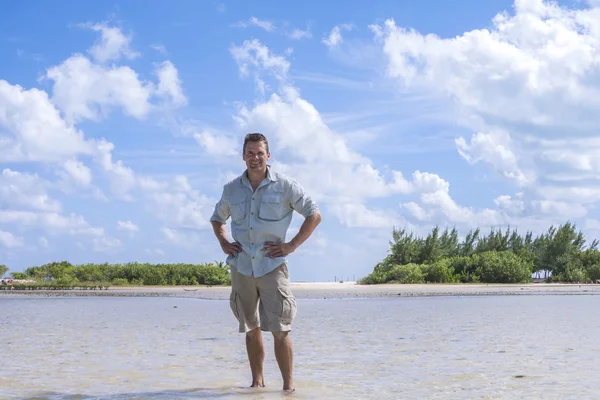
0;169;62;212
117;220;139;232
46;55;154;123
0;80;96;163
193;129;239;157
85;22;140;63
61;159;93;186
154;60;187;108
0;22;192;256
322;24;354;47
146;175;217;230
0;231;24;249
230;39;290;93
371;0;600;230
230;39;487;229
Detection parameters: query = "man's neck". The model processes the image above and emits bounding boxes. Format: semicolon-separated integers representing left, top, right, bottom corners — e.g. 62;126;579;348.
246;168;267;189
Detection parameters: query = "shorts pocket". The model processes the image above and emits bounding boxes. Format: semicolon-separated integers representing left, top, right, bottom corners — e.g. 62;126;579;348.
278;287;297;323
229;291;241;320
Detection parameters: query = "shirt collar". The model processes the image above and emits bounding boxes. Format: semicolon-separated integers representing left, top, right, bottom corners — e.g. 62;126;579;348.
240;165;277;185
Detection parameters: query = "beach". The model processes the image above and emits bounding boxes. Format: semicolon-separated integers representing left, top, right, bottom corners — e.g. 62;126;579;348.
1;281;599;300
2;291;599;399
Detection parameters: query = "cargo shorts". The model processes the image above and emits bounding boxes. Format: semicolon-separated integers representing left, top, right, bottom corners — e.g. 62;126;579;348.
229;263;297;333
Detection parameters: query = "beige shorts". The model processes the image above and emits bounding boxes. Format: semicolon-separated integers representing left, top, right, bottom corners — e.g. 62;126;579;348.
229;263;297;333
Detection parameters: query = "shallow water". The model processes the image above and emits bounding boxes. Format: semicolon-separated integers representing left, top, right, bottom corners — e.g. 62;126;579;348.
1;295;599;399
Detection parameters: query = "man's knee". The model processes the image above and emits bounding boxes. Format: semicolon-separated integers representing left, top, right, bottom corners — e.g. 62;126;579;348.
246;327;262;340
272;331;289;342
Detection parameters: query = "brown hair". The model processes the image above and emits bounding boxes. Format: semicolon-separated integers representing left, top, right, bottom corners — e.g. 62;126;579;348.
243;133;269;154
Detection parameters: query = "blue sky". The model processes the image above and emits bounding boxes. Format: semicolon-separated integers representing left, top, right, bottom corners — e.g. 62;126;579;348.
2;0;600;282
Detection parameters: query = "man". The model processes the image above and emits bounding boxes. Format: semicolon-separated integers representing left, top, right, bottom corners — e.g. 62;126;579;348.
210;133;322;392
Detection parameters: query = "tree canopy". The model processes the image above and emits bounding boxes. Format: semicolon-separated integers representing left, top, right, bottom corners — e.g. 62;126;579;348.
359;222;600;284
7;261;231;286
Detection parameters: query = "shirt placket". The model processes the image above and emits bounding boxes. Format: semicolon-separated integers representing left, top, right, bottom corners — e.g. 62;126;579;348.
242;177;270;275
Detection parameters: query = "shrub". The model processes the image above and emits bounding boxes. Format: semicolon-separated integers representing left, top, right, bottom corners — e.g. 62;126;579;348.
587;264;600;282
111;278;129;286
421;259;460;283
390;263;425;284
473;251;533;283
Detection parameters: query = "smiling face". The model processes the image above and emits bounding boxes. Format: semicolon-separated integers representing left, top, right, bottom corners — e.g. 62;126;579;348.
243;140;270;174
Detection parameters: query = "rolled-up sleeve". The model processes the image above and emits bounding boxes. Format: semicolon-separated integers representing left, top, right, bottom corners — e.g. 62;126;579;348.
210;185;230;224
288;181;319;218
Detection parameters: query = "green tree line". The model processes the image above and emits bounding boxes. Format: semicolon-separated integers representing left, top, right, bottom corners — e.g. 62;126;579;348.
5;261;231;286
359;222;600;284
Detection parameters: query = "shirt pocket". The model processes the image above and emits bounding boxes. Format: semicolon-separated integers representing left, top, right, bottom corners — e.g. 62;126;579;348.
258;192;287;221
229;197;247;222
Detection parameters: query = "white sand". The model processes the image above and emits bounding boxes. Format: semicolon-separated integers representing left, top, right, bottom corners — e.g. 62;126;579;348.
1;281;599;299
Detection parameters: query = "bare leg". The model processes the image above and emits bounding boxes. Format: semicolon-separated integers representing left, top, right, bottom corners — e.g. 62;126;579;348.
246;328;265;387
273;331;294;391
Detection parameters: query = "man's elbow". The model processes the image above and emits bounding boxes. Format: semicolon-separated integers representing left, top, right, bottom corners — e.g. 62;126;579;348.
309;209;323;225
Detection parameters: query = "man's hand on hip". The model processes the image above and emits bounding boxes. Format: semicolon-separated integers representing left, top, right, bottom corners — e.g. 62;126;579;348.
262;242;295;258
221;240;242;256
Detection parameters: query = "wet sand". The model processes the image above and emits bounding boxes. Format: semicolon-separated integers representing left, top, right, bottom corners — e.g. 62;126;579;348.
1;281;599;299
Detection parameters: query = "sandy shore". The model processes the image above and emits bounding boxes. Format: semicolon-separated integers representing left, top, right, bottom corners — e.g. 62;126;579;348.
1;281;599;299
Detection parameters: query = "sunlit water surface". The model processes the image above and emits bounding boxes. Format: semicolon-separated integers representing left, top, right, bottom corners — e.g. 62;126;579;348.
1;295;599;399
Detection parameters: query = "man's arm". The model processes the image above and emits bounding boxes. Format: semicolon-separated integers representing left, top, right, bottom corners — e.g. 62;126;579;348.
289;210;322;250
263;210;322;258
211;220;241;256
209;184;241;256
263;179;322;258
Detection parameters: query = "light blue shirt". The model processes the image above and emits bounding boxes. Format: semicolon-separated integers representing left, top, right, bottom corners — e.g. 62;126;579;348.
210;166;319;277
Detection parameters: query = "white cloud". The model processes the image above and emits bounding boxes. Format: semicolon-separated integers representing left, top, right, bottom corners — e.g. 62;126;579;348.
328;203;400;228
147;180;216;230
117;220;139;232
94;140;138;200
234;17;275;32
230;39;485;229
230;39;290;82
0;80;96;163
193;129;239;157
85;22;140;63
150;43;168;55
401;202;433;221
322;24;354;47
455;130;531;186
46;54;154;123
61;159;93;186
371;0;600;228
0;210;103;236
0;231;24;248
155;61;187;108
0;169;61;212
288;28;312;40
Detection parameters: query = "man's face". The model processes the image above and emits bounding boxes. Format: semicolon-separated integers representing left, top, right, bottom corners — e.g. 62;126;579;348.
243;141;270;172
